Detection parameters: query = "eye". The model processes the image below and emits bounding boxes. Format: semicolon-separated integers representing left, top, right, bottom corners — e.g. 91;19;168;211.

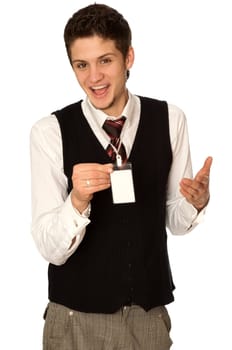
75;62;87;70
100;57;112;65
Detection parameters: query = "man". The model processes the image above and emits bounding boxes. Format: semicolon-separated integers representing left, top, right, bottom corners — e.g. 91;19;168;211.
30;4;212;349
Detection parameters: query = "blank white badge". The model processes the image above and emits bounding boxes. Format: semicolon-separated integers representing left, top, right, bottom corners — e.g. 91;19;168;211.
110;163;135;204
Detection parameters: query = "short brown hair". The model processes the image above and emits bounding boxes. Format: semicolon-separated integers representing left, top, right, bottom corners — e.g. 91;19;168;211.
64;4;132;63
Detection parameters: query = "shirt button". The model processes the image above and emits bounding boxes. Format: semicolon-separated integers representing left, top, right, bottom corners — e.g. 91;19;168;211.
69;311;74;316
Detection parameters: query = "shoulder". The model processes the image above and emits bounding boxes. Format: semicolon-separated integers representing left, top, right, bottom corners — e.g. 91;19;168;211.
138;95;167;108
53;100;83;120
166;104;189;145
168;104;186;120
30;99;83;136
30;114;59;139
167;103;187;130
30;114;63;161
30;114;62;158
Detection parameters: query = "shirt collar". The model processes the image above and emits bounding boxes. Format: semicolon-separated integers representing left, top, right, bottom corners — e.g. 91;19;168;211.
83;91;136;128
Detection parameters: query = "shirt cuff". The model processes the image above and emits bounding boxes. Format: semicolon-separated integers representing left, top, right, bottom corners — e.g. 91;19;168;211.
62;194;91;237
56;194;91;260
181;198;206;231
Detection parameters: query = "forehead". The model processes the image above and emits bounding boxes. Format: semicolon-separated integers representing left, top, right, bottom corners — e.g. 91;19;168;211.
70;35;120;61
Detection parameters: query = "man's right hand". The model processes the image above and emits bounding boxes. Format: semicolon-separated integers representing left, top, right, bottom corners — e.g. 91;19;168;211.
71;163;113;213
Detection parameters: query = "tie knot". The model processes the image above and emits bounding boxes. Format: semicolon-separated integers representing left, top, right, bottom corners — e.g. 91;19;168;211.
103;116;126;138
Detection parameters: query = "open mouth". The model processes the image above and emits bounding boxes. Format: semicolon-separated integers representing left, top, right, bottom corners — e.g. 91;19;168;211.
91;85;109;96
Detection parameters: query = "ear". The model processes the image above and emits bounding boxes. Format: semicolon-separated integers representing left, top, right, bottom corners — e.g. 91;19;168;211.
126;46;135;69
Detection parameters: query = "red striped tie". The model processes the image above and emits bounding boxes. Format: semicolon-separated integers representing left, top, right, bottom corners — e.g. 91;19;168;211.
103;116;127;164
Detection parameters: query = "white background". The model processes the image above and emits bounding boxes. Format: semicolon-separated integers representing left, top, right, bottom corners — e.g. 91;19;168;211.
0;0;231;349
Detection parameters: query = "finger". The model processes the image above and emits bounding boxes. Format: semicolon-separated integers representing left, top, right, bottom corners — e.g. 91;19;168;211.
180;184;209;210
180;179;197;196
73;163;113;173
195;156;213;180
87;182;111;193
83;176;111;188
180;178;208;203
195;174;209;186
202;156;213;174
179;187;195;201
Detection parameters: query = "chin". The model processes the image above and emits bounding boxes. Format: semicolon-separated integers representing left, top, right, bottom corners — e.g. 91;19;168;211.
91;97;114;112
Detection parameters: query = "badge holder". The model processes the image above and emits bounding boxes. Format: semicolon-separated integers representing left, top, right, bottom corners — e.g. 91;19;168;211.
110;154;136;204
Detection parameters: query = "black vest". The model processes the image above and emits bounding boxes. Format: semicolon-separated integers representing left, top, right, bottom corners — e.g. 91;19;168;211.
48;96;175;313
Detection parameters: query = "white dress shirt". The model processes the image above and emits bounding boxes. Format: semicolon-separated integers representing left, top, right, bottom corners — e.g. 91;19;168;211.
30;92;204;265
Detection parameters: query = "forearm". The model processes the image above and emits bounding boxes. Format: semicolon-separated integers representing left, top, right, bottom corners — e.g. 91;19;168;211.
31;194;90;265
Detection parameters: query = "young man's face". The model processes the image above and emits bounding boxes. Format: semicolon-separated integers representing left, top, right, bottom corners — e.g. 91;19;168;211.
70;35;134;116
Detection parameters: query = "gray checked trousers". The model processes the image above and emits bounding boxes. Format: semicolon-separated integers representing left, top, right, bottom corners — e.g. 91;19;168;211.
43;302;173;350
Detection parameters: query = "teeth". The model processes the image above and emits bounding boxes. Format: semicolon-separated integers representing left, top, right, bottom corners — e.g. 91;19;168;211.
92;85;106;90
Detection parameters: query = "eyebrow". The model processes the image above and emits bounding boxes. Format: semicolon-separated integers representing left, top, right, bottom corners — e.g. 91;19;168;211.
71;59;86;64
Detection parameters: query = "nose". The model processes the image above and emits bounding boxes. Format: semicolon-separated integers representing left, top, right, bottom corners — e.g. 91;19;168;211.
89;65;103;83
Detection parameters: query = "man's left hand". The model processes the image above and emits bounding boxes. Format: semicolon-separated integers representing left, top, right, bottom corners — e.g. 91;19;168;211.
180;156;213;211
